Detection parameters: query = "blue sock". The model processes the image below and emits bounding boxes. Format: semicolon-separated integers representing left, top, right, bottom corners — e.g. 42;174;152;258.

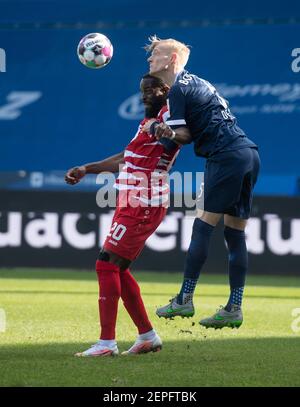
228;287;244;308
177;278;198;304
178;218;214;305
223;226;248;311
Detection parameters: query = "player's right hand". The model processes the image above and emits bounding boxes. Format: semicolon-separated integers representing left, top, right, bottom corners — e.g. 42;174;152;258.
65;166;86;185
142;118;157;134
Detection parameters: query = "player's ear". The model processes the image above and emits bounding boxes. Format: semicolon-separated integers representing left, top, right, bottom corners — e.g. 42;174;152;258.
170;52;177;65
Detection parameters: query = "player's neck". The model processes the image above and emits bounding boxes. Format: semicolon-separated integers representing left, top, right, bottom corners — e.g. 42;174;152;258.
154;70;177;87
144;106;160;119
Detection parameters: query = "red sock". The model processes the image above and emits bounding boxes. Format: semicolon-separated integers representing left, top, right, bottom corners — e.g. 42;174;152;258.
120;268;153;335
96;260;121;340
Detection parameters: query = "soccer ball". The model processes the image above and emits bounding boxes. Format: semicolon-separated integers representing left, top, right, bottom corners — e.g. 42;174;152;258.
77;33;113;69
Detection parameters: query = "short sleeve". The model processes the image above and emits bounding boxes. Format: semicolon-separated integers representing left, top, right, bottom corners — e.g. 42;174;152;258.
165;85;187;129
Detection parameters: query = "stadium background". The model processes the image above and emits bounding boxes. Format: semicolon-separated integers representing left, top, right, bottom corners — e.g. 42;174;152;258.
1;1;300;389
1;0;300;274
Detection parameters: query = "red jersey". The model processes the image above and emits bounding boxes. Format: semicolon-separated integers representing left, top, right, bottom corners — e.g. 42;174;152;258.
115;105;180;207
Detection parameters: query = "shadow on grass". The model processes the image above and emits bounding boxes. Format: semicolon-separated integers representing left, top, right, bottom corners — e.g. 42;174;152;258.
0;268;300;288
0;337;300;387
0;289;299;300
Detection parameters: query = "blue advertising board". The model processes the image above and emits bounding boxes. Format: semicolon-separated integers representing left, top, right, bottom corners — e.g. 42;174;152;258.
1;2;300;194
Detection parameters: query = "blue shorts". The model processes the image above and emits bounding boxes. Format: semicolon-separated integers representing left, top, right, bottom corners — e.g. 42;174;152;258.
203;147;260;219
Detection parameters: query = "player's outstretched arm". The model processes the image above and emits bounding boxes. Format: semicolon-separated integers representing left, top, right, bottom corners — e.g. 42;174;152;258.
65;151;125;185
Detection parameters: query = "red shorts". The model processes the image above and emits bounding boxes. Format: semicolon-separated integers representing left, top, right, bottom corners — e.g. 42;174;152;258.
103;204;167;261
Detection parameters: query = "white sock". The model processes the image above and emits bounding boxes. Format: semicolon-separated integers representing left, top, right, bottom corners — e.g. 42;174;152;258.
99;339;117;348
138;329;156;341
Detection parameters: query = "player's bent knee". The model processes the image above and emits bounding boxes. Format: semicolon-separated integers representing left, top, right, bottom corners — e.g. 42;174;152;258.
196;210;221;227
97;249;131;271
97;249;111;262
224;215;247;231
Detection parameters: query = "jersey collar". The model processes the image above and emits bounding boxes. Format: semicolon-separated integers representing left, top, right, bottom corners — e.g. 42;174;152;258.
174;69;187;83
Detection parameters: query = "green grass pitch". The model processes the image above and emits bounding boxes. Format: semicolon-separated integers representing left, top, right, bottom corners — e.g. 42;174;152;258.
0;268;300;387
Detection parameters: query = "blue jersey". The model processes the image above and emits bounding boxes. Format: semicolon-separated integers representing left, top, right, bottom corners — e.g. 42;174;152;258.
166;70;257;158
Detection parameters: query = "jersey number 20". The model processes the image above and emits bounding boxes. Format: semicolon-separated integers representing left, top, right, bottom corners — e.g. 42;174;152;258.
108;222;127;241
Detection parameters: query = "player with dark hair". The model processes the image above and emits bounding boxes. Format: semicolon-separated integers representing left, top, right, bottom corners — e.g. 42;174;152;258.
144;36;260;329
65;74;179;356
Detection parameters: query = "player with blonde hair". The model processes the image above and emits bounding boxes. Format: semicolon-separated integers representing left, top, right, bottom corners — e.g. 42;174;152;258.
144;35;260;329
145;35;190;69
